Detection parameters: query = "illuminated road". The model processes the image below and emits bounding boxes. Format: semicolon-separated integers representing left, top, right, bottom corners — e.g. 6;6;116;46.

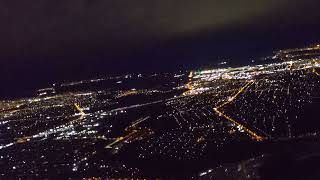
217;80;254;109
74;103;86;116
213;80;265;141
106;116;151;149
214;108;264;141
105;136;126;149
313;69;320;76
182;80;194;96
129;116;150;128
312;60;320;76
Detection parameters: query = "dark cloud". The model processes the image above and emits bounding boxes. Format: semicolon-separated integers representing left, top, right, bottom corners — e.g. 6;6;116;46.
1;0;318;60
0;0;320;97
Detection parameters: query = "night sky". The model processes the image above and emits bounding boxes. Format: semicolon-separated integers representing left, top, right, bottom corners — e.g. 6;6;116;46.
1;0;320;98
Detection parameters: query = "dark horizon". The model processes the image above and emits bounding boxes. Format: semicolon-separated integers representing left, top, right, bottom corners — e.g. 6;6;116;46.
1;0;320;98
